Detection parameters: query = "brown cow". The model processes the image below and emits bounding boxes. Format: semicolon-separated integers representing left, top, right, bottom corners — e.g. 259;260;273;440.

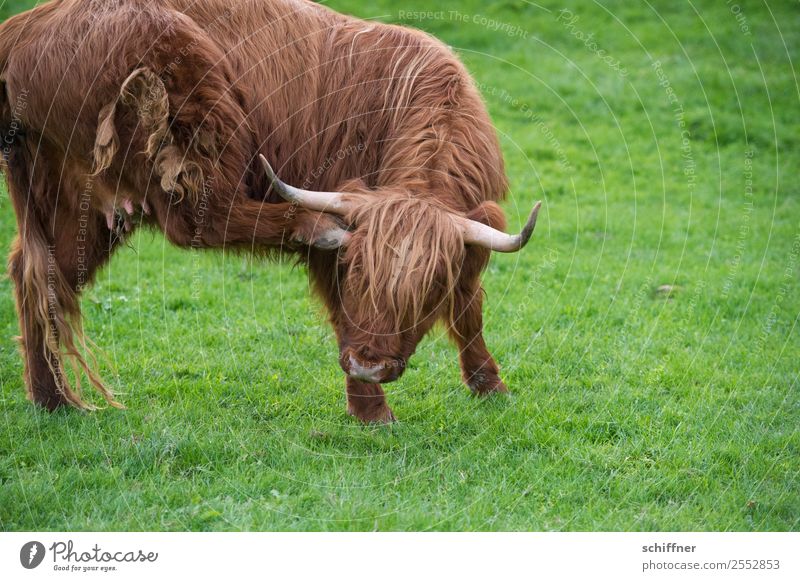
0;0;540;423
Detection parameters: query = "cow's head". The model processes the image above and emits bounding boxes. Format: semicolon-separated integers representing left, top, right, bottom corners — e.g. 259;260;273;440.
259;156;540;384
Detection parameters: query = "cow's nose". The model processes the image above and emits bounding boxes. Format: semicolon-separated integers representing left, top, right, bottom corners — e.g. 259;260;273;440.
347;355;384;383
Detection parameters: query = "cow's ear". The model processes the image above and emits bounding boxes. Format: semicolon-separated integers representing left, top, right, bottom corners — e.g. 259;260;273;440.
465;200;507;232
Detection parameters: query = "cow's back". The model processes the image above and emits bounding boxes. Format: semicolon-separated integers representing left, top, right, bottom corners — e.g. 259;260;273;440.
0;0;507;210
170;0;508;208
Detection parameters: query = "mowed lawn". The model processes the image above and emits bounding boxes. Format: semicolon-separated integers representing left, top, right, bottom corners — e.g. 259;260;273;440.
1;0;798;531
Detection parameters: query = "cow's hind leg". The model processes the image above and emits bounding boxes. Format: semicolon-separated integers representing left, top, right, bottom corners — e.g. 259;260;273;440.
6;164;120;410
8;239;71;410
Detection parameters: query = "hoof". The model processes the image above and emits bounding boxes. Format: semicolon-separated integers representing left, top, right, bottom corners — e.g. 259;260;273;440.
29;384;71;412
467;373;508;396
347;403;397;424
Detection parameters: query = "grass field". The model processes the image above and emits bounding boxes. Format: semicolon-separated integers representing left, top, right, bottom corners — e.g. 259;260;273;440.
0;0;798;531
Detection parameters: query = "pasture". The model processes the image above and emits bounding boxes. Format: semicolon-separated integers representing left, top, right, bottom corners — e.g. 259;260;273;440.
0;0;798;530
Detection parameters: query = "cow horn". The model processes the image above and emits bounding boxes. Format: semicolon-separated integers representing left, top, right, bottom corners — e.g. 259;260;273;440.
260;154;541;253
458;201;542;252
259;155;355;215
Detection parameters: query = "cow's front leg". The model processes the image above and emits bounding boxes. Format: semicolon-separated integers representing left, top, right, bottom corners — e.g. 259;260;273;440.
449;283;507;396
306;253;396;424
346;378;396;424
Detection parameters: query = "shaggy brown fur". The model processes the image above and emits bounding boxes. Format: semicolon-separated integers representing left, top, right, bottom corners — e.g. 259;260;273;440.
344;195;466;333
0;0;514;423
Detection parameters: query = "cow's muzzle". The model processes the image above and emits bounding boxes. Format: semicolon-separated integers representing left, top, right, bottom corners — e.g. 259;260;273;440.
341;351;406;383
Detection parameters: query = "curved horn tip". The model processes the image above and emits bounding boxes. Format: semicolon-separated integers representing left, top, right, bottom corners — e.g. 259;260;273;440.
516;201;542;249
258;154;278;183
259;154;297;203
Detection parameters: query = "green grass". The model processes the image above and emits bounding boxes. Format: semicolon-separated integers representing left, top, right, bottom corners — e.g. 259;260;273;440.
1;0;798;531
